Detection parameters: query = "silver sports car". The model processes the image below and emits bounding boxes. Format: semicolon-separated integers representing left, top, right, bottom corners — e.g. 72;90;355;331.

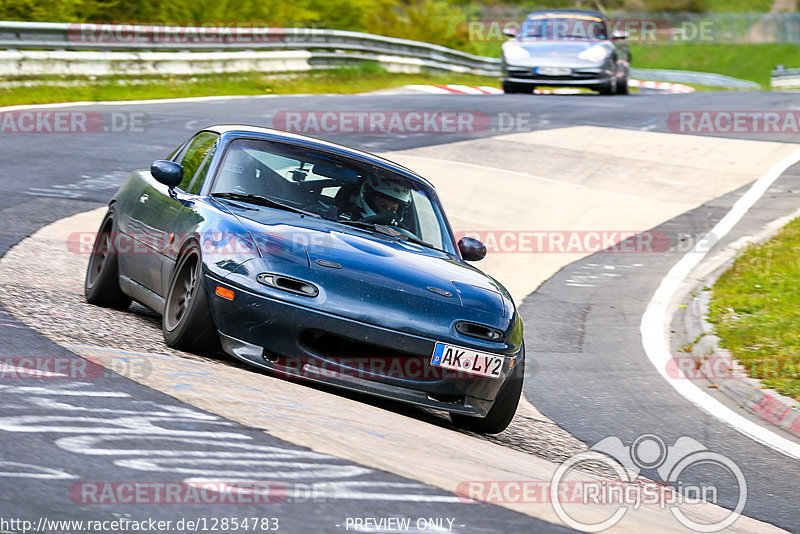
501;10;631;95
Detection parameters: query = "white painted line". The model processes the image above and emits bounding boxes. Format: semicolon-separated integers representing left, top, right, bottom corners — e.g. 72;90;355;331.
641;148;800;460
0;94;286;113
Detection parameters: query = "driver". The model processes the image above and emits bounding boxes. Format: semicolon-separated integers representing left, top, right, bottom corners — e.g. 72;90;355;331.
353;176;411;226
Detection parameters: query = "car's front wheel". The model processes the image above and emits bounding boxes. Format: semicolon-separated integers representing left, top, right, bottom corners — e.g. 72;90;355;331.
450;357;524;434
503;81;532;94
163;243;220;353
85;207;132;310
598;76;617;95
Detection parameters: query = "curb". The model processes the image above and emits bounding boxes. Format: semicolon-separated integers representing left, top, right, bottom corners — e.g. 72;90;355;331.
679;212;800;440
405;81;695;95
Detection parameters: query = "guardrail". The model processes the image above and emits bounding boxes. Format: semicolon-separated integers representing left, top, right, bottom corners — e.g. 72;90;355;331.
0;21;501;76
0;21;764;89
631;68;761;90
771;66;800;88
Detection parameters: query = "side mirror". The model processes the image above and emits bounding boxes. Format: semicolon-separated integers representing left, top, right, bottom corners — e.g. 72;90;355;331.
503;28;518;38
458;237;487;261
151;160;183;189
611;30;628;40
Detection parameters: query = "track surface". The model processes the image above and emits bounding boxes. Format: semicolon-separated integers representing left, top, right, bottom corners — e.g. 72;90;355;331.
1;91;799;532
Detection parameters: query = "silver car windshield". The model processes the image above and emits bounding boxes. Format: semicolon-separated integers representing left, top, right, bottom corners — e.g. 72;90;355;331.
210;138;456;254
522;16;608;41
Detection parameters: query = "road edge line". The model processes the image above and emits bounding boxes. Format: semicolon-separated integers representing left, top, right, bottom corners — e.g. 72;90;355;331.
641;148;800;460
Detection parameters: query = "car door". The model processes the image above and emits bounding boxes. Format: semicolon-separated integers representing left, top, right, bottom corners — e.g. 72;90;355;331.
125;131;219;298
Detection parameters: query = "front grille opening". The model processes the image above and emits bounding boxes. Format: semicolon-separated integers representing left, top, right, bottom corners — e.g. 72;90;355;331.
299;329;412;360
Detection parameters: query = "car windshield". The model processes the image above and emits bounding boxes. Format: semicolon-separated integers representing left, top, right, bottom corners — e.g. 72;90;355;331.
522;16;607;41
209;138;456;254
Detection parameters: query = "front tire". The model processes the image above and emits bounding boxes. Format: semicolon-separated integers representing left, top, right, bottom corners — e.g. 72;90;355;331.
598;76;617;95
617;75;630;94
503;81;532;94
450;357;524;434
85;207;132;310
163;243;220;353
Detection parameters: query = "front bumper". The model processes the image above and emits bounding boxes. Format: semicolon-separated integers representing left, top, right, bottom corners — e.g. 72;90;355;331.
503;66;614;87
206;275;523;417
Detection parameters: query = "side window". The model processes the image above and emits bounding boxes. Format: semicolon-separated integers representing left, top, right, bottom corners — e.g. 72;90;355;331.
187;143;217;195
175;132;218;191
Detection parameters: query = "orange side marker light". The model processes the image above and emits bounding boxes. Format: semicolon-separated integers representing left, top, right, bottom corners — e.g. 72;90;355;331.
215;286;235;300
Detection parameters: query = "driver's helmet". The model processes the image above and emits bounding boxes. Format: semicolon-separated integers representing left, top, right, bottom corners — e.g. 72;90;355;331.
356;176;412;218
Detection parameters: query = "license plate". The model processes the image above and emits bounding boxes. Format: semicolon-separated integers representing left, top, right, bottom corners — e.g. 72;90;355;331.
430;342;504;379
536;67;571;76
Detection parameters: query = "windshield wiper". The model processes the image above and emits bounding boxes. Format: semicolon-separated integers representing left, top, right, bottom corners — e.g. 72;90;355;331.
333;219;440;251
211;192;318;217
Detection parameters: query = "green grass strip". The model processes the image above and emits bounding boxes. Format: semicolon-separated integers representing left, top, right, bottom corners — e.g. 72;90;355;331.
0;65;498;107
708;216;800;401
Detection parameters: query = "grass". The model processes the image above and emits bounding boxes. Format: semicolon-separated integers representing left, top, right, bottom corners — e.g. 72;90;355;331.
628;42;800;87
0;64;499;107
708;216;800;401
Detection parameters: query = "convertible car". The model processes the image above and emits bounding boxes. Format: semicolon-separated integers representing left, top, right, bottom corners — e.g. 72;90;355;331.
501;9;630;95
85;125;524;433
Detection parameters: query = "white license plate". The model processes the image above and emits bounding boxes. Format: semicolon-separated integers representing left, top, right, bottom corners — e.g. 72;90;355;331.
536;67;571;76
430;342;504;379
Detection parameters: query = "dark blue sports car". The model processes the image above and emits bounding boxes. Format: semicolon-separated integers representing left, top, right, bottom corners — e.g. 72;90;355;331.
85;125;524;433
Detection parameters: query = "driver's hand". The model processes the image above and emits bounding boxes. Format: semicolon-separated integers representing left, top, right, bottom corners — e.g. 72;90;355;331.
361;209;399;226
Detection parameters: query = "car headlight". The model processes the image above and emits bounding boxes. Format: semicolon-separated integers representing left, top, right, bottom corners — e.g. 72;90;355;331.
578;45;610;62
502;42;529;62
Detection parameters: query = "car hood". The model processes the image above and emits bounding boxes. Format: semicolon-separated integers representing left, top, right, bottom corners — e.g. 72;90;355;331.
218;204;510;326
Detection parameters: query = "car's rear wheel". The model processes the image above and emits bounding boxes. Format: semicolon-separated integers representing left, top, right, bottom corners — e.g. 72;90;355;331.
85;207;132;310
450;357;524;434
163;243;220;353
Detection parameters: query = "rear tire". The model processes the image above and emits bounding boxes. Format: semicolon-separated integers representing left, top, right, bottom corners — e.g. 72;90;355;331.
84;207;132;310
450;357;524;434
163;243;220;353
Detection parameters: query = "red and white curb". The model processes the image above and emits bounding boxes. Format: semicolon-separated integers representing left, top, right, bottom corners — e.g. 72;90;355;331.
629;79;695;94
405;80;695;95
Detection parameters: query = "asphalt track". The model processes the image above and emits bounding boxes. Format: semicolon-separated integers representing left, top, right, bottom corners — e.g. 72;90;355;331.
1;90;800;533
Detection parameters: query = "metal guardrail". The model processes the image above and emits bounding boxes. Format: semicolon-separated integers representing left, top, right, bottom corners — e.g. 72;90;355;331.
631;68;761;89
0;21;766;88
771;66;800;88
0;21;501;74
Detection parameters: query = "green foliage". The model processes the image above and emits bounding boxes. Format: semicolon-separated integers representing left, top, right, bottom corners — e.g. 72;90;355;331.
628;42;800;87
